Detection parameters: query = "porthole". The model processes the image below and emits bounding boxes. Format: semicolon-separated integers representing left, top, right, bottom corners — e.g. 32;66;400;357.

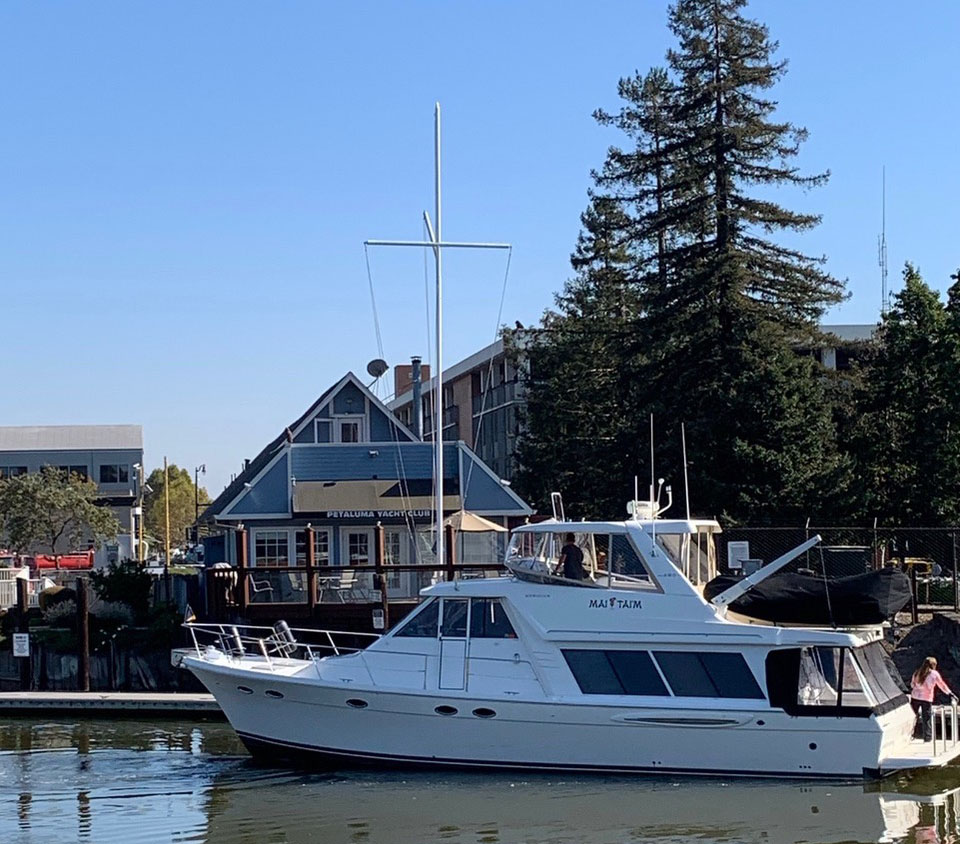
265;690;284;700
472;707;496;719
808;742;818;751
756;719;765;726
346;698;369;709
435;705;458;716
237;685;254;695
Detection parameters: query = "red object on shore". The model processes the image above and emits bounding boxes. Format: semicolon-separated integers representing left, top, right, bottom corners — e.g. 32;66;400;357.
33;551;94;570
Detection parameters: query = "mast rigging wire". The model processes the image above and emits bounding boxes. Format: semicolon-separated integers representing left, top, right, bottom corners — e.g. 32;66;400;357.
363;244;385;360
463;246;514;503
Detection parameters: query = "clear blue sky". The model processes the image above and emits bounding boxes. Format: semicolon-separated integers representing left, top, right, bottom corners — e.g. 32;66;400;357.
2;1;958;495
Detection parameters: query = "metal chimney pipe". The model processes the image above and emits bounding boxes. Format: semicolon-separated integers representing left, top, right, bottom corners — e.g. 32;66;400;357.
411;356;423;440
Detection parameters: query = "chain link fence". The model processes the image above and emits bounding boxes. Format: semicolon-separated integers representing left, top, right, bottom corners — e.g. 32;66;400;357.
716;526;960;609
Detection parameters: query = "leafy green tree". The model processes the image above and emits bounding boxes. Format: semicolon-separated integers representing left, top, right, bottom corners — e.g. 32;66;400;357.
0;467;120;554
143;464;210;548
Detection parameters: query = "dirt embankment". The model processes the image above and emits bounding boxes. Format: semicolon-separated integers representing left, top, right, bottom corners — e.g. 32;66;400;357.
889;612;960;694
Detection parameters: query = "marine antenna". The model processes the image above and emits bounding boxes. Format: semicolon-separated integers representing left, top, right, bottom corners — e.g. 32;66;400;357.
878;166;889;317
649;414;655;505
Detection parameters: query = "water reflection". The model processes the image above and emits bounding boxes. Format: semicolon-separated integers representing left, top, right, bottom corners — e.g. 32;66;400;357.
1;717;960;843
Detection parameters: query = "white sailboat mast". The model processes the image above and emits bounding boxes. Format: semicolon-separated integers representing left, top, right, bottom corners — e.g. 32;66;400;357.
366;103;511;573
434;103;444;567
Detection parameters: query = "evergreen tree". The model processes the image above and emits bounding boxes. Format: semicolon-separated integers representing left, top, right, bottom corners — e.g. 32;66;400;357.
513;197;639;518
647;0;847;521
855;265;958;524
516;0;850;523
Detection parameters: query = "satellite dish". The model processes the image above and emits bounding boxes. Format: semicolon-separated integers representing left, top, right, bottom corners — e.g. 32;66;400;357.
367;358;389;379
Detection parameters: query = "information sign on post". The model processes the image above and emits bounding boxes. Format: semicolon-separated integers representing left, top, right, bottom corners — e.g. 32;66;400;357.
12;633;30;658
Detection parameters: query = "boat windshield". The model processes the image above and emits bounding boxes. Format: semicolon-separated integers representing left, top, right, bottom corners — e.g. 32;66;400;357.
505;531;652;583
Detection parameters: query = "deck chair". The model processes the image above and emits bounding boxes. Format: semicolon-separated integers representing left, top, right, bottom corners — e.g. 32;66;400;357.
335;570;367;602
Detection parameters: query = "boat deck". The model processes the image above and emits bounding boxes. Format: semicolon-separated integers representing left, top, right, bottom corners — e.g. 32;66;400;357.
881;738;960;773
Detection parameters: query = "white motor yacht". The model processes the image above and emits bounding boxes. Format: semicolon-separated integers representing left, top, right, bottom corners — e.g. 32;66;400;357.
184;505;960;779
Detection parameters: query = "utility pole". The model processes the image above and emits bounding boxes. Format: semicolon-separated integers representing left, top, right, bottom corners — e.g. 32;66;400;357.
194;464;206;545
365;104;511;570
135;463;145;565
164;457;171;578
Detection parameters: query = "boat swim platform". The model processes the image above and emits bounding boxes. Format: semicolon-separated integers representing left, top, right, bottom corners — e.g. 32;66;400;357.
0;691;224;718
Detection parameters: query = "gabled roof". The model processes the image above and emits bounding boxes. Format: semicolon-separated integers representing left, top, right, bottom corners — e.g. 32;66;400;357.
0;425;143;452
200;373;417;523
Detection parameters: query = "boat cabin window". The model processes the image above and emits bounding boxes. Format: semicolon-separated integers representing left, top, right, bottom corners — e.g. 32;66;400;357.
656;531;716;585
440;599;469;637
393;598;518;640
609;534;650;580
653;651;765;699
469;598;516;638
562;649;763;699
766;643;906;717
393;599;439;637
563;650;669;696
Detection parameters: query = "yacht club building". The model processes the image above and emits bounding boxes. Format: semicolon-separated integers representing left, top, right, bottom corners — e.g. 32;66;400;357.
199;372;532;623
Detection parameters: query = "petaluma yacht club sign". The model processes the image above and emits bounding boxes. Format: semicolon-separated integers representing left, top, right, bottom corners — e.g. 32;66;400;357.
322;509;434;519
294;480;460;514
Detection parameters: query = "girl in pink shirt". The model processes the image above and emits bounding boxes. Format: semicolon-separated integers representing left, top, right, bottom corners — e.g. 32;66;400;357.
911;657;955;740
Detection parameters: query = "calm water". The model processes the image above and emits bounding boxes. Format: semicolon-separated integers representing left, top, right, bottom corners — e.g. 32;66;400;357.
2;718;960;844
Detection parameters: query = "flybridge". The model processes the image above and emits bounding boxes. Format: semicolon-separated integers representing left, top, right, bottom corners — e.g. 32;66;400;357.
505;516;723;597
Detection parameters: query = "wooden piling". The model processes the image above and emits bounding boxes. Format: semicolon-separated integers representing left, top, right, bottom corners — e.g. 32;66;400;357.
76;577;90;692
16;577;30;691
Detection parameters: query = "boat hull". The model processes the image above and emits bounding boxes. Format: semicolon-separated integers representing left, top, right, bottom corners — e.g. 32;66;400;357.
186;656;927;780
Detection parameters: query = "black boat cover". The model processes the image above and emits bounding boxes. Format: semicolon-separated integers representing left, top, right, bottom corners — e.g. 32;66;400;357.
703;567;912;625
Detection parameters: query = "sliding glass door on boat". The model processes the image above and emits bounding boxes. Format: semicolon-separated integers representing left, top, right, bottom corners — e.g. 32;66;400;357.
439;598;469;690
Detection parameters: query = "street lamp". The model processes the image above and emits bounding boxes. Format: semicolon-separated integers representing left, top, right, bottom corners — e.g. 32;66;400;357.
133;463;145;565
194;464;206;545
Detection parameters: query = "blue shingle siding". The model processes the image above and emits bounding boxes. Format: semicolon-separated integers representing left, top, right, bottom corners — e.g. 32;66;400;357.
293;426;313;444
461;451;529;513
332;382;365;415
369;405;413;442
228;453;290;515
290;443;458;481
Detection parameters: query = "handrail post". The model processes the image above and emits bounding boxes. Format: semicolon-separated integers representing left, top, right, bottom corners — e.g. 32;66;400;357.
306;528;317;613
236;527;249;614
16;577;30;691
374;523;390;631
76;577;90;692
445;523;456;581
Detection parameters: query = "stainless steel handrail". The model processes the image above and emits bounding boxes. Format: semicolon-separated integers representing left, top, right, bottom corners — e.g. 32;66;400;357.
184;621;379;667
932;699;959;756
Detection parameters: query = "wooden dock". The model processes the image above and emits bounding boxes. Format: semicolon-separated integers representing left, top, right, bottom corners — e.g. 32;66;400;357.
0;691;223;717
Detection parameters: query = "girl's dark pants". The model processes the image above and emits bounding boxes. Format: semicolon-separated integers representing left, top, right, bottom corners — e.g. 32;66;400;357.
911;697;933;740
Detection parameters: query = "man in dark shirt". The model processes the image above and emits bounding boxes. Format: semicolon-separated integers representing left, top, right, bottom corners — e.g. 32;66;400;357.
559;533;585;580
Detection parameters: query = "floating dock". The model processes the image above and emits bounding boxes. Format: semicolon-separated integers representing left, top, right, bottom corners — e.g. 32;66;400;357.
0;691;223;717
